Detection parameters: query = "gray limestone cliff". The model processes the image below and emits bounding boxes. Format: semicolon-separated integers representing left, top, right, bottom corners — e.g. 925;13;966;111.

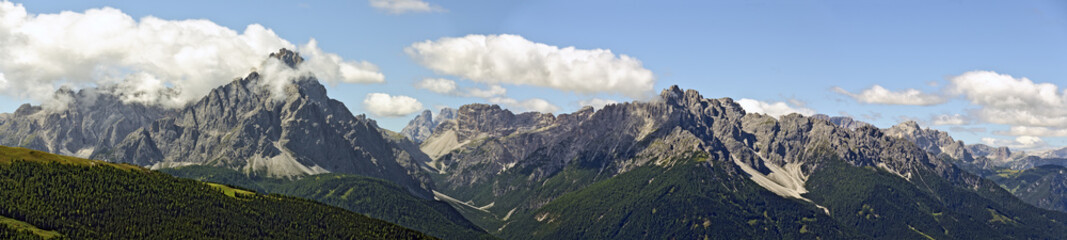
0;88;173;158
401;107;457;143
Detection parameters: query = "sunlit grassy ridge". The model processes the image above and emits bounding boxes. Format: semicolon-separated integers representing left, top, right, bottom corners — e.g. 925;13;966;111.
0;215;61;239
0;146;436;239
0;145;142;171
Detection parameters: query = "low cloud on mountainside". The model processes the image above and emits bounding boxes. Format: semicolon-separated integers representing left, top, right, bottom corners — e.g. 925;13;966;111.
834;70;1067;150
833;85;947;106
737;98;815;118
0;2;384;109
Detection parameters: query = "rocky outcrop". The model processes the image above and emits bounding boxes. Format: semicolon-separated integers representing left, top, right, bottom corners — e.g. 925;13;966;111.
884;121;974;163
1041;146;1067;159
401;108;457;143
811;114;871;130
435;107;456;124
94;49;434;197
968;144;1013;162
401;110;435;143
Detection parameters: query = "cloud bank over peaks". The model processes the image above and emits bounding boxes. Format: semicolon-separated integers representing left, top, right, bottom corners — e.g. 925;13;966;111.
737;98;815;118
415;77;552;113
833;85;947;106
0;2;383;109
406;34;656;99
579;98;618;110
982;136;1048;151
488;97;560;113
947;70;1067;128
415;78;506;98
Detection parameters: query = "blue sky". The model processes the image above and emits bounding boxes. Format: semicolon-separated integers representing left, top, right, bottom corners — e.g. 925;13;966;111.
3;0;1067;151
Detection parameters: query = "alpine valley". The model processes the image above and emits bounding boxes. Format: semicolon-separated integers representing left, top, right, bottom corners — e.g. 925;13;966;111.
3;50;1067;240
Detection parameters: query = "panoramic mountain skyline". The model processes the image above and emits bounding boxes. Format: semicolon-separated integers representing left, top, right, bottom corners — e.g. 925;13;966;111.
1;0;1065;154
6;2;1067;238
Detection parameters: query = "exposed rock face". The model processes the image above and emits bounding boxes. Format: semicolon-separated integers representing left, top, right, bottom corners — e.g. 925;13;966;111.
0;88;173;158
810;114;872;130
968;144;1013;162
1041;146;1067;159
434;107;456;124
401;110;435;143
94;49;434;196
401;108;457;143
884;121;974;163
427;85;985;216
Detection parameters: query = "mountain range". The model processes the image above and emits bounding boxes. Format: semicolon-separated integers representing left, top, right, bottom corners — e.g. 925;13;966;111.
4;49;1067;239
413;86;1067;239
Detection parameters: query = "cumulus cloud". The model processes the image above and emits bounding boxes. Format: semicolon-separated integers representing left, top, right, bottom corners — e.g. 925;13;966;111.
488;97;560;113
832;85;946;106
415;78;507;98
406;34;656;99
579;98;618;110
416;77;549;113
464;85;507;98
296;40;384;84
369;0;445;14
931;114;969;125
982;136;1048;151
947;70;1067;127
737;98;816;117
363;93;424;117
415;78;457;94
0;2;382;109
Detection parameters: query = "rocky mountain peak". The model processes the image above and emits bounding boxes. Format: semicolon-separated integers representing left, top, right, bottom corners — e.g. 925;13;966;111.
93;50;434;197
401;110;435;143
811;114;872;130
13;104;41;117
434;107;456;124
269;48;304;68
893;120;922;132
659;85;685;104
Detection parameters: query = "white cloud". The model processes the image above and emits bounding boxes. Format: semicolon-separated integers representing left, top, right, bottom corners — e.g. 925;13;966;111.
833;85;946;106
982;136;1049;151
931;114;969;125
737;98;816;117
363;93;424;117
369;0;445;14
406;34;656;99
0;2;382;108
416;78;457;94
415;78;506;98
950;126;987;134
488;97;560;113
993;126;1067;137
464;85;506;98
579;98;618;110
297;39;384;84
947;70;1067;127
